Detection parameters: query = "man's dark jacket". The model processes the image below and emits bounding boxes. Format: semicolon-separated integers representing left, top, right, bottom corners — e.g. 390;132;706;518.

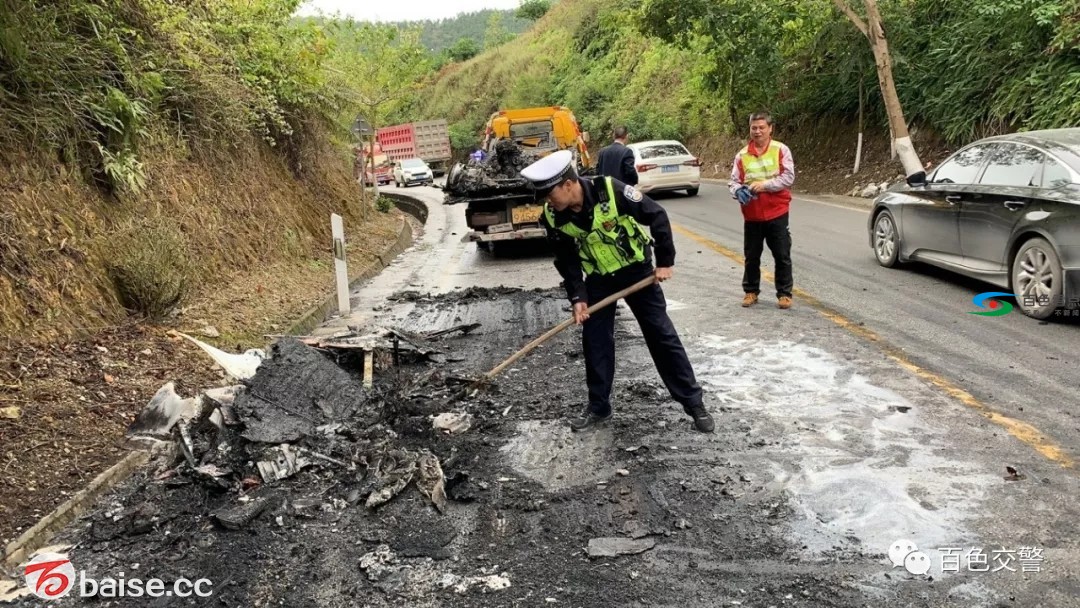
595;142;638;185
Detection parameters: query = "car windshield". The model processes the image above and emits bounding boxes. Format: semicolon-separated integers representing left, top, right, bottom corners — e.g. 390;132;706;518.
639;143;689;160
402;159;426;169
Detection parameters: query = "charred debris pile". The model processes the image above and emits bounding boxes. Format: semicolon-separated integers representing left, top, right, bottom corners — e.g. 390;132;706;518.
120;323;486;532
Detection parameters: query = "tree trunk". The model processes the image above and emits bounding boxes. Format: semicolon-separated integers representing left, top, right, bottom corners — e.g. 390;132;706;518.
834;0;925;182
854;74;864;174
370;135;380;199
863;0;923;179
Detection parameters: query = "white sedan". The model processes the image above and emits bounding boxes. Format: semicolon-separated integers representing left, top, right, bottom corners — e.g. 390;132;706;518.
393;158;434;187
628;140;701;196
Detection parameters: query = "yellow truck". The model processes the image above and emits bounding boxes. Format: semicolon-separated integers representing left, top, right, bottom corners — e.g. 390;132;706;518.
444;106;592;251
481;106;592;168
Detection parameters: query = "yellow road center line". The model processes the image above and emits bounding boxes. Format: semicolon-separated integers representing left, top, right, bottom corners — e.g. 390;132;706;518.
673;223;1074;468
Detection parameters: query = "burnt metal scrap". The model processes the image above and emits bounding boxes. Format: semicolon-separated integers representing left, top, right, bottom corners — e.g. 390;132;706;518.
299;325;450;364
443;139;537;203
232;339;371;444
124;336;460;527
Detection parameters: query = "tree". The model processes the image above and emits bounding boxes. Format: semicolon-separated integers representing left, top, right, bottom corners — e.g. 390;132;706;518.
516;0;552;21
447;37;481;62
635;0;806;131
327;23;430;201
832;0;924;182
484;13;514;50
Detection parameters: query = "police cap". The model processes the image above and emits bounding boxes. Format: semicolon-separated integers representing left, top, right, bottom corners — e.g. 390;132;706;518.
520;150;577;198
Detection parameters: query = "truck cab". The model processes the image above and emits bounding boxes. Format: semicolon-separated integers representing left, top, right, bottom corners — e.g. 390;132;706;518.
447;106;591;251
482;107;592;171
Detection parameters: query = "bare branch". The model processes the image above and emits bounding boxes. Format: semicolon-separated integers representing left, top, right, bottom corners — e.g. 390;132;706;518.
833;0;869;38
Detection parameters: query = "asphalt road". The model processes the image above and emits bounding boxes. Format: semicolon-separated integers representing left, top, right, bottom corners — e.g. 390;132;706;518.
660;182;1080;465
334;183;1080;605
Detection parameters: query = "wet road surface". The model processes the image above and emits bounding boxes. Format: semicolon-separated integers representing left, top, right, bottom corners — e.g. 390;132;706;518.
7;183;1077;607
347;183;1080;606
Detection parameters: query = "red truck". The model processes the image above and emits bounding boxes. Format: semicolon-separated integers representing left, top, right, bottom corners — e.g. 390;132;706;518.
376;119;452;177
354;143;392;187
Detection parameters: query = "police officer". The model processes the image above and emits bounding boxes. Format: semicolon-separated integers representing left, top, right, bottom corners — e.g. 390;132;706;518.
520;150;714;433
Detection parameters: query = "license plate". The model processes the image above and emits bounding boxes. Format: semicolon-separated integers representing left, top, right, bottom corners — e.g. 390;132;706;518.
512;205;543;224
662;165;680;173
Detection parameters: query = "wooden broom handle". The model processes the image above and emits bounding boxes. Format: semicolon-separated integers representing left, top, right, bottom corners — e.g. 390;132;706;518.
480;275;658;382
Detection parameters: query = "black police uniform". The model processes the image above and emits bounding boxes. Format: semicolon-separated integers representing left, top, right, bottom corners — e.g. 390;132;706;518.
543;177;704;417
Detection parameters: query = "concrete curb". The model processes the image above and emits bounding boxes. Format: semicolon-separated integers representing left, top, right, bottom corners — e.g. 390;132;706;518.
380;191;430;224
1;193;432;575
2;450;149;570
286;193;430;337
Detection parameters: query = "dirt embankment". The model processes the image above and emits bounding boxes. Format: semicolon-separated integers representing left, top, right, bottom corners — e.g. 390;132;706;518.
0;129;404;547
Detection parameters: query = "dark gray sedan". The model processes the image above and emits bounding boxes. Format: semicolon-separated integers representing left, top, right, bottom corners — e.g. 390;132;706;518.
868;128;1080;320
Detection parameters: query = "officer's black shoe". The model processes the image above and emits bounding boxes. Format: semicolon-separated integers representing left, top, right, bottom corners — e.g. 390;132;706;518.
570;409;612;431
683;404;715;433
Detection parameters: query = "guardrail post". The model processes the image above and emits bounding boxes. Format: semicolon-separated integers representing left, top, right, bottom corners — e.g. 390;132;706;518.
331;213;350;316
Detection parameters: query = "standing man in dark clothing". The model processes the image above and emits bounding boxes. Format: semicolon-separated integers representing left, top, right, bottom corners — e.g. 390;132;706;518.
595;126;638;186
520;150;714;433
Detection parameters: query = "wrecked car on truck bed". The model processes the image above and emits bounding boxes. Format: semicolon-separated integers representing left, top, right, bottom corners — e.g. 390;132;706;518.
443;106;592;252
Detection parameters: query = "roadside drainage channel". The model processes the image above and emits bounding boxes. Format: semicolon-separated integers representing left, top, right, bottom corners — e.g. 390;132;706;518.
0;192;432;576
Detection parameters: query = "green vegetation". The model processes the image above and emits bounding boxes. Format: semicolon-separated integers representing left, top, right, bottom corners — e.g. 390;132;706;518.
0;0;415;335
390;9;531;54
0;0;436;194
447;37;482;62
517;0;553;22
416;0;1080;152
107;221;192;320
375;197;395;213
323;22;431;138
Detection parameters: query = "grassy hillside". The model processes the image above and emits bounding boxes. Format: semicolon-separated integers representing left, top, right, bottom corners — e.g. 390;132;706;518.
417;0;1080;187
422;1;717;152
0;0;415;543
0;0;405;339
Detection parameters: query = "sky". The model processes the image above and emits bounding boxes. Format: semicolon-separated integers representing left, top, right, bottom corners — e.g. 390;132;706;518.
297;0;521;22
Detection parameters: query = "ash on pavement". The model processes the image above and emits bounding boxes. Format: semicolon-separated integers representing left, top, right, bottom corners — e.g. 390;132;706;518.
5;286;1074;608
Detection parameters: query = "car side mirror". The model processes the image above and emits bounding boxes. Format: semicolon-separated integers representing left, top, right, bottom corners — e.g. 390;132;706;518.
906;171;928;187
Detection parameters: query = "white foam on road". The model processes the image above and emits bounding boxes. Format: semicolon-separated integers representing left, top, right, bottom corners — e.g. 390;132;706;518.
694;335;1000;578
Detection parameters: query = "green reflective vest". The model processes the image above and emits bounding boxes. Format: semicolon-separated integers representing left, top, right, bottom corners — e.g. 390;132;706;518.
739;141;784;182
543;177;652;276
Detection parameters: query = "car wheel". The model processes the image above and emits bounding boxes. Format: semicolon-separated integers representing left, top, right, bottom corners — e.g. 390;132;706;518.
686;187;699;196
872;210;901;268
1012;237;1062;320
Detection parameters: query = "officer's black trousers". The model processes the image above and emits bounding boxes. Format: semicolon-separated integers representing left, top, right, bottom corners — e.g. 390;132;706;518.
742;213;793;298
582;264;703;416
